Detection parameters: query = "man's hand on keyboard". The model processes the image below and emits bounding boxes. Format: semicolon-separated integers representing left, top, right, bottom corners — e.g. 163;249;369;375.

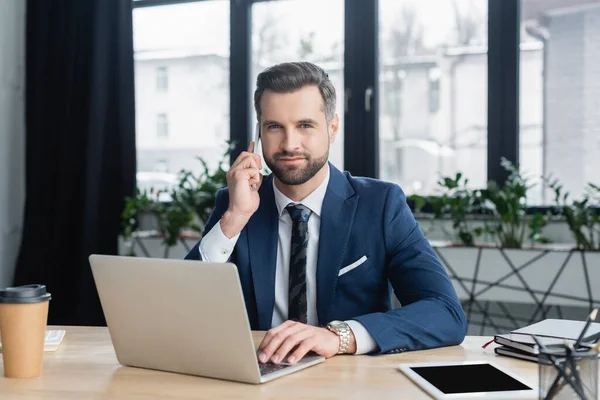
257;320;355;365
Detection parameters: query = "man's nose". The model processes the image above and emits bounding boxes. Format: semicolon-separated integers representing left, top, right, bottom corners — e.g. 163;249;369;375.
280;129;301;152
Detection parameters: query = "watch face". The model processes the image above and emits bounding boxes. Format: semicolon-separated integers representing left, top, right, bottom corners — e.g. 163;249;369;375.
329;320;345;330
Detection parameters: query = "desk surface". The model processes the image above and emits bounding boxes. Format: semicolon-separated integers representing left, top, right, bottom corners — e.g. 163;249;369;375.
0;327;538;400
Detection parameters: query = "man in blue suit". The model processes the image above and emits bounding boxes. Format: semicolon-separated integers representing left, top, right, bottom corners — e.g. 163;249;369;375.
185;61;466;365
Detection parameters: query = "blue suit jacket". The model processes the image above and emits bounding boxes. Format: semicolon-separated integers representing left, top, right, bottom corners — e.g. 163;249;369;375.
185;164;467;354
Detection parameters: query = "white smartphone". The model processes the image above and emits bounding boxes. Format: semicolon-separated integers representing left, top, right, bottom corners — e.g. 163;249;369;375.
252;122;260;189
253;122;260;154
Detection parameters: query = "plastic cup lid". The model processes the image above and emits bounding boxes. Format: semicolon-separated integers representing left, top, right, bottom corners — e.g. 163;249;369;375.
0;284;52;304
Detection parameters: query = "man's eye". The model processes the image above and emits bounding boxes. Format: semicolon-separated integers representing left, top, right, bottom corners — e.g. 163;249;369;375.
267;124;281;130
300;124;312;129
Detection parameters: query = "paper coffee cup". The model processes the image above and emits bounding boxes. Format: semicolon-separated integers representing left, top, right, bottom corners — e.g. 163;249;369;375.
0;284;51;378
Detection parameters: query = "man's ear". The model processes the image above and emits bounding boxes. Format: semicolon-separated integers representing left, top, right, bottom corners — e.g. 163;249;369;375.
329;114;340;143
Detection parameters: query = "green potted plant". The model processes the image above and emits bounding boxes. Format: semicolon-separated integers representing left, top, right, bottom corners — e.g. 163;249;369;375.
411;173;483;246
411;159;550;248
478;158;550;249
546;178;600;250
120;141;233;254
173;141;233;233
414;161;598;331
120;188;167;256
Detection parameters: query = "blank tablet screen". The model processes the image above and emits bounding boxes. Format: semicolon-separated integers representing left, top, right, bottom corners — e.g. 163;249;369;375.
410;363;533;394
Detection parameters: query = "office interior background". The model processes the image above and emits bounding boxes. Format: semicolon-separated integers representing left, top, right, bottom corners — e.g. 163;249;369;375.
1;0;599;332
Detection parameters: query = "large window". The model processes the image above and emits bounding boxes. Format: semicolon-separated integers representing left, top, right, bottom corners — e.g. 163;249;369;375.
133;0;230;185
520;0;600;205
131;0;557;207
251;0;344;169
378;0;488;196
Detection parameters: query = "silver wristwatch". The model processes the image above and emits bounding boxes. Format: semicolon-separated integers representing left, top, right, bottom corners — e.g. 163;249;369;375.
326;320;351;354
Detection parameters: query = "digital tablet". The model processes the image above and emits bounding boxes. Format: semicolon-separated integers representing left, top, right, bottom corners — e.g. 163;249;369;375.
398;361;538;399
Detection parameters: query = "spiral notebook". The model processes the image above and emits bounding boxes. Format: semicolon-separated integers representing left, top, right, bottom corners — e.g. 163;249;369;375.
0;329;65;352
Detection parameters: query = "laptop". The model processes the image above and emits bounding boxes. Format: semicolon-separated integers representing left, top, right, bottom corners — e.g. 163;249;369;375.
89;254;325;384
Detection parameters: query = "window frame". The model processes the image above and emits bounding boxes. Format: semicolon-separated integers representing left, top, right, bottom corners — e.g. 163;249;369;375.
133;0;524;201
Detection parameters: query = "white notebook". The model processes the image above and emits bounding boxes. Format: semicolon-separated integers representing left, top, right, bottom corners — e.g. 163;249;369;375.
511;319;600;342
0;329;66;352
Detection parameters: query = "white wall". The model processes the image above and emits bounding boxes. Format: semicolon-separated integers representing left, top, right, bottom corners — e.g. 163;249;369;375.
0;0;26;289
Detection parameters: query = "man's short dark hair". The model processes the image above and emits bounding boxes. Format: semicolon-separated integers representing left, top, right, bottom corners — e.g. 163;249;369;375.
254;61;336;125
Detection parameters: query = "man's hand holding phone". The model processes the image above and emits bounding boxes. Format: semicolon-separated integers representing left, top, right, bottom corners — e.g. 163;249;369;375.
220;141;263;239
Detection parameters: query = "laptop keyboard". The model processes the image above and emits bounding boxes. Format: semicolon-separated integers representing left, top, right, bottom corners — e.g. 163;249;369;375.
259;362;293;376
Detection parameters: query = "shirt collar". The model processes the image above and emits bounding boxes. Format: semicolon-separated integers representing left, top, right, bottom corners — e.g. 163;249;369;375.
272;165;330;218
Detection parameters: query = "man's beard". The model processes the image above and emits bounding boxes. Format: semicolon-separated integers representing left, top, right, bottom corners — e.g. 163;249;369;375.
265;149;329;186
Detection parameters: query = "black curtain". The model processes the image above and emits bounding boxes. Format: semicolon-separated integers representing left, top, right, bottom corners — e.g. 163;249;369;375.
14;0;136;326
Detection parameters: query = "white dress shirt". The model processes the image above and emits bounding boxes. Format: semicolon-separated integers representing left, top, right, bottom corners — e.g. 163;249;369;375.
199;165;377;354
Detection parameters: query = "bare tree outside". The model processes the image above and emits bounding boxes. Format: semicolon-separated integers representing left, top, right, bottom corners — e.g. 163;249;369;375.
388;5;427;59
382;4;429;180
253;9;289;67
381;0;485;186
451;0;486;46
250;0;345;168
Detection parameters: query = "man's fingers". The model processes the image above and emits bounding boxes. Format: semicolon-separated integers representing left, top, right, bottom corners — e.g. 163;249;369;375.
260;324;307;364
245;168;261;184
231;151;261;170
248;141;255;153
258;322;303;362
287;338;317;364
230;152;254;169
232;166;261;185
259;321;296;352
272;331;313;364
237;155;262;172
258;321;298;354
230;152;246;169
249;172;262;189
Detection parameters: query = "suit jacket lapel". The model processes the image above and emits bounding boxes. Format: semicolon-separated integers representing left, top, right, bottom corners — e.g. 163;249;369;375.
247;175;279;330
316;164;358;324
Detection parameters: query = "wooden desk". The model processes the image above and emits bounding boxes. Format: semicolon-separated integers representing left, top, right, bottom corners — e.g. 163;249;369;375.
0;327;538;399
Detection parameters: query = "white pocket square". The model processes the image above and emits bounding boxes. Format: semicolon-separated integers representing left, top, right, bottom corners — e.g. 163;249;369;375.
338;256;368;276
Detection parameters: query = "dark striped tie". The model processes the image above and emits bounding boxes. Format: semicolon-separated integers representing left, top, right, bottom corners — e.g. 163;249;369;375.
286;204;312;324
